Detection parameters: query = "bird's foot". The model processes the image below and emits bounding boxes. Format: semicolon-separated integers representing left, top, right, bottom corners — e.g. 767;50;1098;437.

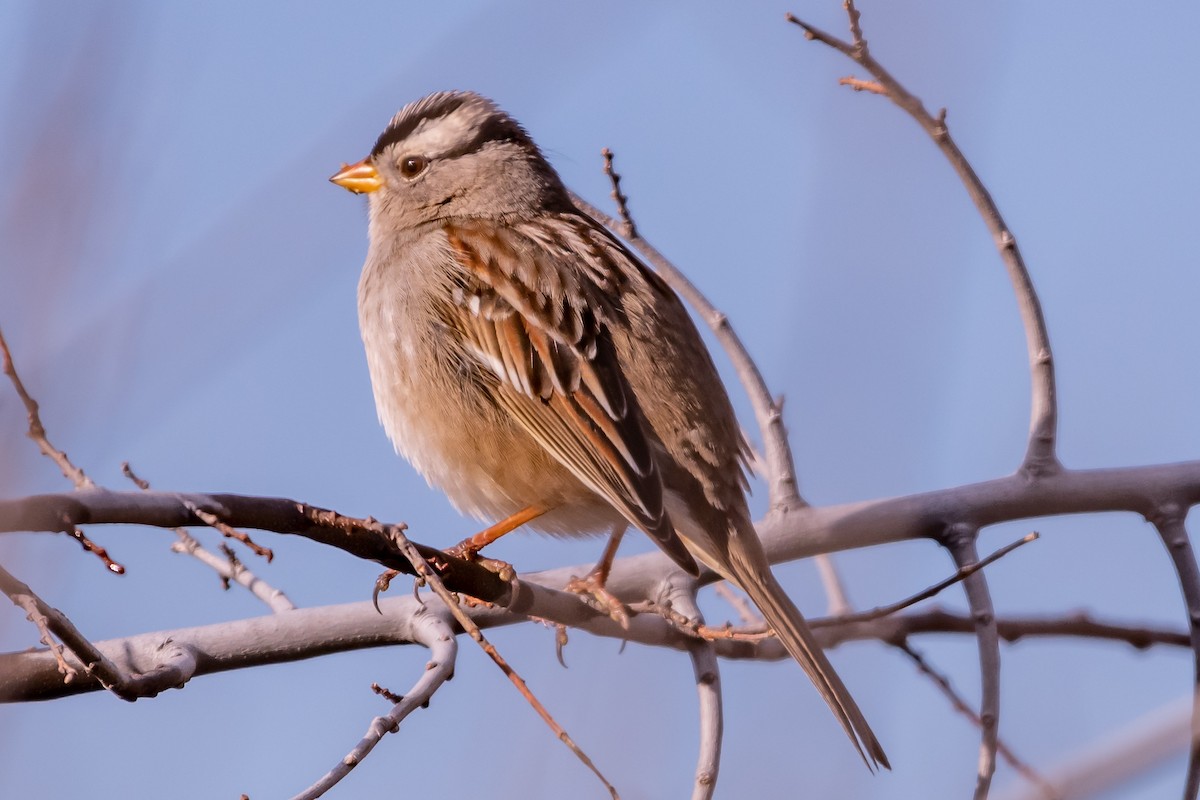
443;542;516;582
565;571;630;628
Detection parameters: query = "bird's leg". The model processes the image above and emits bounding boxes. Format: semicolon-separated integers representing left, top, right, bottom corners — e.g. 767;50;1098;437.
566;524;630;627
444;505;547;571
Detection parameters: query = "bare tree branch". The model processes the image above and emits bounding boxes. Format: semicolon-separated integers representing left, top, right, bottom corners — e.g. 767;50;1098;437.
895;641;1057;799
385;523;620;799
994;695;1198;800
0;326;95;489
786;2;1060;476
289;605;457;800
1151;506;1200;798
945;526;1001;799
0;564;196;700
662;578;723;800
123;462;295;613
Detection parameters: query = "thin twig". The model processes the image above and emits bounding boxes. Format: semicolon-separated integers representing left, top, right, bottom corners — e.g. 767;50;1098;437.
180;497;273;562
895;640;1059;799
0;325;95;489
290;606;457;800
814;554;854;616
674;532;1036;644
601;148;638;240
786;2;1060;476
123;463;294;612
66;527;125;574
835;532;1036;626
384;522;621;799
1;326;123;573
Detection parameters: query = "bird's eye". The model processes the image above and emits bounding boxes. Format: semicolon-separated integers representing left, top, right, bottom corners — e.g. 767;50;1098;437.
398;155;428;179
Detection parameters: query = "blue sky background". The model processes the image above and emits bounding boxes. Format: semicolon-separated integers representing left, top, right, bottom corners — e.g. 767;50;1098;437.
2;2;1198;798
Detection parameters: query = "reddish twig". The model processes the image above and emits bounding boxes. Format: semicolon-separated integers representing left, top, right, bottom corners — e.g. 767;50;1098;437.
895;640;1058;799
601;147;639;240
384;522;621;799
838;76;885;94
0;326;95;489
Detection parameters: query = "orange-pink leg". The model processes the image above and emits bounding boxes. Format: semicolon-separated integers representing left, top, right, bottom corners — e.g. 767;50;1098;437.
445;504;547;562
566;524;630;626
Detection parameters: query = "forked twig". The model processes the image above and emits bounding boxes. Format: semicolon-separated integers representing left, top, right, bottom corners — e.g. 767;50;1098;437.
669;532;1035;644
289;606;456;800
0;564;196;700
383;522;621;799
122;463;294;611
786;1;1060;476
832;532;1036;627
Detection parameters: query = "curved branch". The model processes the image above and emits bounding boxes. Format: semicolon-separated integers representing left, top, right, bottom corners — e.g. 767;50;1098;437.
1150;506;1200;799
0;564;197;700
945;526;1001;800
786;4;1060;476
290;605;457;800
663;578;723;800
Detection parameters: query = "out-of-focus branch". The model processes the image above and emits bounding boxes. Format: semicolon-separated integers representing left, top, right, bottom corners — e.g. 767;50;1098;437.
993;695;1198;800
786;2;1060;477
1150;505;1200;798
289;605;457;800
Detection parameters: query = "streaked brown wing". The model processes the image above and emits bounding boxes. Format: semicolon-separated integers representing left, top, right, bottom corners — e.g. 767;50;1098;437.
444;220;698;575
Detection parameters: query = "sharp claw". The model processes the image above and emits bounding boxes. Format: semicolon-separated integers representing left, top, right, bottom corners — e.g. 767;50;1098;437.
373;569;400;613
555;624;569;668
565;573;630;628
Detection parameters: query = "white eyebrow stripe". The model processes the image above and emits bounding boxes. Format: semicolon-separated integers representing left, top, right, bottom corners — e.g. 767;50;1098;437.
401;106;488;157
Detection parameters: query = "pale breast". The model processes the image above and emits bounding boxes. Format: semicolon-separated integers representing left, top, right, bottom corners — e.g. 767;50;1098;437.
356;228;619;536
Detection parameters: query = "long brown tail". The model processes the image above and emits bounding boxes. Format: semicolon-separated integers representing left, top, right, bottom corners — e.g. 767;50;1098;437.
722;523;890;771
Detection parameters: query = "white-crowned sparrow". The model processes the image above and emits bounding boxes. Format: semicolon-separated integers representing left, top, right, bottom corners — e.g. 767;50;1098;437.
331;90;887;769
